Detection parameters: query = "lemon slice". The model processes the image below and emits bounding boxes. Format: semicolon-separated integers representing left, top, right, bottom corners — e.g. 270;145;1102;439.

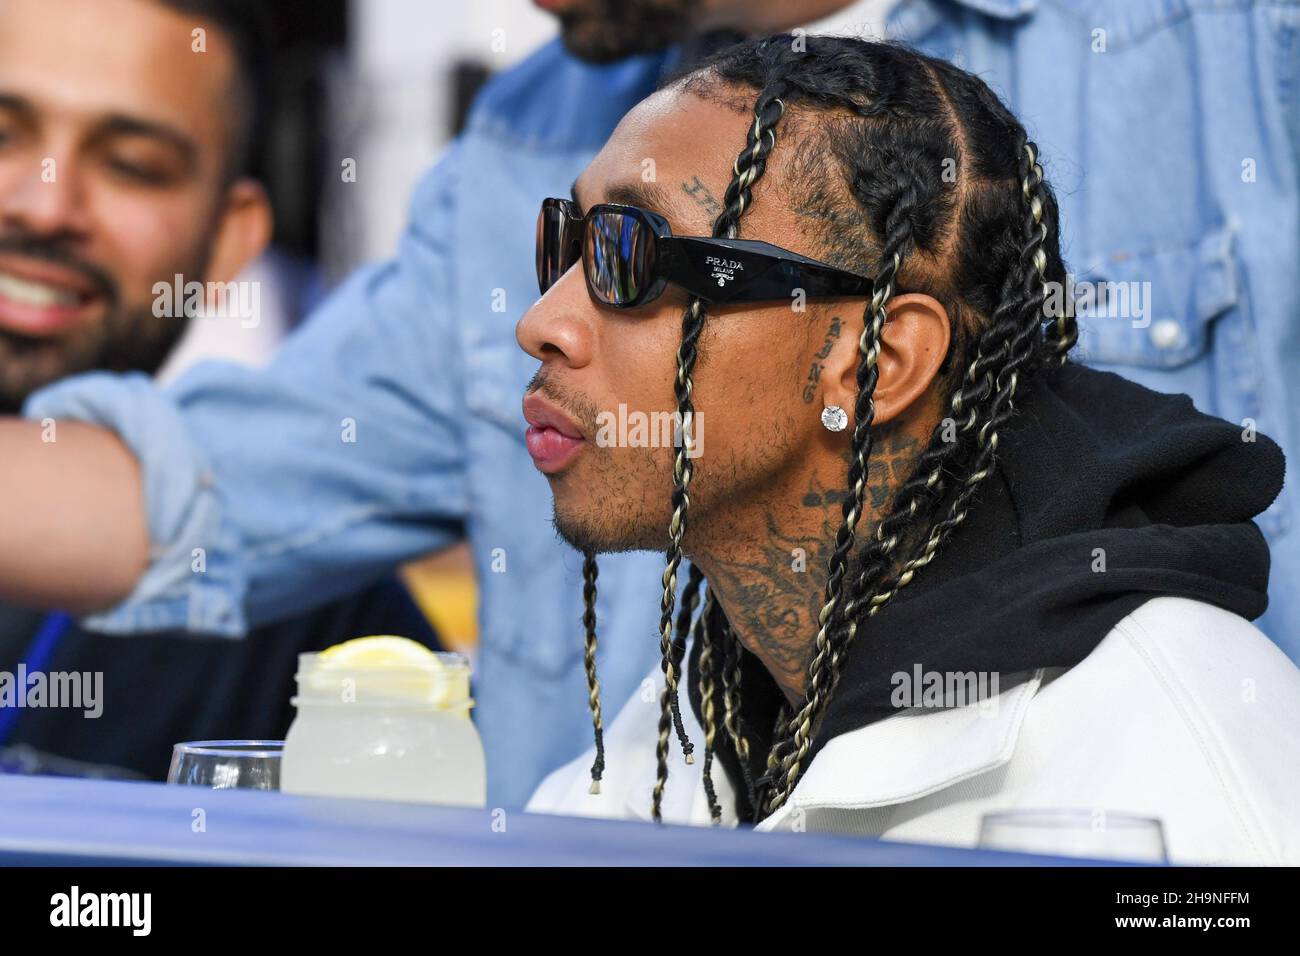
318;635;441;668
310;636;468;710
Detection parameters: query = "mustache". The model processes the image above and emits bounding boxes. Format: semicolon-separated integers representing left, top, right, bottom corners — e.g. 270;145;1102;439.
525;368;602;434
0;232;118;306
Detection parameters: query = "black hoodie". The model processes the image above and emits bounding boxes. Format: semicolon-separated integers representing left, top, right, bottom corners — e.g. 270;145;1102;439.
687;361;1286;821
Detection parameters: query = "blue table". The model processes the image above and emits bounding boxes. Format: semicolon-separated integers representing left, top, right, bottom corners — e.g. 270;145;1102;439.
0;774;1097;866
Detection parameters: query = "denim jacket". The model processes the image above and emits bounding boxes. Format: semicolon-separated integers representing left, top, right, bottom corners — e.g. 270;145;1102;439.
26;0;1300;806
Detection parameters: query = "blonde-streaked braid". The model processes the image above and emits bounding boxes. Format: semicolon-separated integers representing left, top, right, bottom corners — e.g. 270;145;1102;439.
649;69;791;822
759;129;1070;817
650;301;704;821
580;552;605;794
718;616;760;812
759;242;900;809
667;562;705;766
862;140;1061;610
693;588;725;823
1027;143;1077;364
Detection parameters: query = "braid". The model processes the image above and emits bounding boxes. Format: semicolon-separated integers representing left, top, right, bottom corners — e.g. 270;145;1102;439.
649;66;790;822
760;232;903;811
863;142;1055;603
1025;143;1077;363
760;128;1070;818
872;142;1060;597
718;614;758;811
670;563;705;763
581;552;605;794
694;588;724;823
650;294;703;821
716;87;788;235
763;182;1051;816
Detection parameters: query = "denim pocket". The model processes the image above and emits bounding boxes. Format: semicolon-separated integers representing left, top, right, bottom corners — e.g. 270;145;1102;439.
1070;222;1240;370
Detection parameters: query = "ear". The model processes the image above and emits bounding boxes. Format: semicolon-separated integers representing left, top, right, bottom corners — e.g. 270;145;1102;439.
820;293;951;428
203;177;273;284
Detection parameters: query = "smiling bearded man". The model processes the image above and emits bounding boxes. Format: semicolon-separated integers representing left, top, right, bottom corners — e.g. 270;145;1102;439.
0;0;271;411
517;35;1300;865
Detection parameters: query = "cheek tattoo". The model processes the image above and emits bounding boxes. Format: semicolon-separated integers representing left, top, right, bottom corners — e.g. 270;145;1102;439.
803;315;843;404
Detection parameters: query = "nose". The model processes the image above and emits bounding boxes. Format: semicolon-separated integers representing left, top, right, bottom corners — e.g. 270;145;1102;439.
516;262;596;369
0;150;91;240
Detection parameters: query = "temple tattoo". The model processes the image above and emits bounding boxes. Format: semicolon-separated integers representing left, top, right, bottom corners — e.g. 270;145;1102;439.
681;175;723;217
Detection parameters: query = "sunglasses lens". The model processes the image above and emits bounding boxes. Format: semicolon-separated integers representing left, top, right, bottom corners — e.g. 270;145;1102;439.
585;210;656;306
536;203;580;295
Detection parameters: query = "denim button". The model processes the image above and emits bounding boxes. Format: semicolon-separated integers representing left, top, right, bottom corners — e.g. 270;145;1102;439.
1149;320;1184;350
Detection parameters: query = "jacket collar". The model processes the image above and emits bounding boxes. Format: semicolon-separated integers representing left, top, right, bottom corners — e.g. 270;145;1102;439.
900;0;1039;19
885;0;1040;50
947;0;1039;17
755;668;1046;831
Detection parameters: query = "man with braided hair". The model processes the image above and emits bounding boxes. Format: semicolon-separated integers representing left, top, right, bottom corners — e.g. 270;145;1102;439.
0;0;1294;811
521;36;1300;866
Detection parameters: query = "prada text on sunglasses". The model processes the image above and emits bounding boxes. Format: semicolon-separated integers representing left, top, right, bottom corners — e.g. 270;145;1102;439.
535;198;874;309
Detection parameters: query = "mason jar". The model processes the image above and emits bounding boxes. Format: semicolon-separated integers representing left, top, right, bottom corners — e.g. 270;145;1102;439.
281;650;485;807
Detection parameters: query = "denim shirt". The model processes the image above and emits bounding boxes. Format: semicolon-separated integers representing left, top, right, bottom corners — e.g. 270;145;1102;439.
25;0;1300;806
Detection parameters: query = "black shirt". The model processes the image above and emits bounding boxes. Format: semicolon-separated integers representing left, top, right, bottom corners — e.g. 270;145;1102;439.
0;576;440;780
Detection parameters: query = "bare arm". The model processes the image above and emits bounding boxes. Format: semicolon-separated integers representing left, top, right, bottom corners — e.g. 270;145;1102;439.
0;418;149;614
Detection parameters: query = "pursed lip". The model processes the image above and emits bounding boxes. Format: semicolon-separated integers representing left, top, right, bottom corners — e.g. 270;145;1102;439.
523;391;587;474
523;392;586;440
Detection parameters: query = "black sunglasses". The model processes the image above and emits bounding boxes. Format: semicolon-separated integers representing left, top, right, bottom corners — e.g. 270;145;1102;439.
536;198;873;309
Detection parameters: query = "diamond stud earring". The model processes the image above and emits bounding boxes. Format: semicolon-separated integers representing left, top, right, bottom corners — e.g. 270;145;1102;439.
821;405;848;432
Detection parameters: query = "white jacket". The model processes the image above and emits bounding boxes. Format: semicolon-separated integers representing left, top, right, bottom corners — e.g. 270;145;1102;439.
527;597;1300;865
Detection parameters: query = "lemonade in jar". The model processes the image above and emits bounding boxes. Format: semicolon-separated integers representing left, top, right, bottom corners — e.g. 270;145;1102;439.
281;636;485;806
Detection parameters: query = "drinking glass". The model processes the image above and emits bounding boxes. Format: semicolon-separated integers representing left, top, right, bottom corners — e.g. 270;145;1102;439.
167;740;283;791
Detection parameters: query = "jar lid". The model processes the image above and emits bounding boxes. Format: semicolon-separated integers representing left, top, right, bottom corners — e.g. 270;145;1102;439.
294;638;472;710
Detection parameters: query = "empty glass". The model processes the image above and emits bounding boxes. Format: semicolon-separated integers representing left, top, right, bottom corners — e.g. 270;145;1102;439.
978;809;1167;862
167;740;283;791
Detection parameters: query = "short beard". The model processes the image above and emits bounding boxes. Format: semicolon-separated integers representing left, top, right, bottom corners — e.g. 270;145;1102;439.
0;231;195;411
551;500;661;556
0;303;188;414
557;0;695;63
546;440;678;556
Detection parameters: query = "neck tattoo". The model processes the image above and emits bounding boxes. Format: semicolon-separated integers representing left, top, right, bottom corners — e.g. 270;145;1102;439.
692;423;922;704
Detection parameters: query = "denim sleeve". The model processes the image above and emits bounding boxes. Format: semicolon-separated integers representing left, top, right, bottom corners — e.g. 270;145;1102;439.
22;146;472;637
